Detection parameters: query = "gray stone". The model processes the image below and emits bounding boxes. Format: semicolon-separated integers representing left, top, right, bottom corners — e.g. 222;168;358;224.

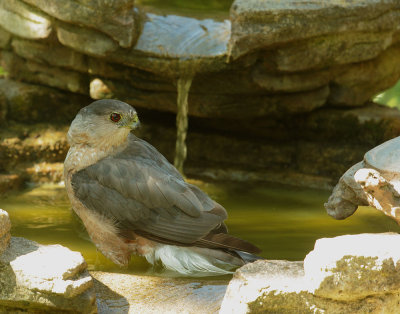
12;38;88;72
220;260;305;314
0;27;11;49
111;13;231;76
0;0;52;40
57;22;119;58
325;162;367;220
326;132;400;223
229;0;400;59
0;209;11;255
92;271;227;313
252;67;332;93
330;45;400;106
0;78;90;123
22;0;136;48
221;235;400;313
93;78;329;118
135;13;230;59
267;31;395;72
304;233;400;301
0;237;96;313
2;51;89;94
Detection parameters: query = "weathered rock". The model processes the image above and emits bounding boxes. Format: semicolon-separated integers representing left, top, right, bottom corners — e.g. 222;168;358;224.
11;38;88;72
265;31;396;72
95;78;329;118
330;45;400;106
0;78;90;123
229;0;400;60
304;233;400;301
326;134;400;223
0;0;52;40
2;52;89;94
91;271;227;313
0;237;96;313
0;209;11;255
22;0;136;48
220;260;305;314
252;66;332;93
57;22;119;58
221;234;400;313
135;13;230;59
0;27;11;49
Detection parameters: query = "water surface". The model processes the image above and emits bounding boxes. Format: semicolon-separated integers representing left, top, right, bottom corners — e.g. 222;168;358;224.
1;182;398;275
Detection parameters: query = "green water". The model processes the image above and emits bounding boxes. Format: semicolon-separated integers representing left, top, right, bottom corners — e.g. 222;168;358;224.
136;0;233;20
1;182;399;275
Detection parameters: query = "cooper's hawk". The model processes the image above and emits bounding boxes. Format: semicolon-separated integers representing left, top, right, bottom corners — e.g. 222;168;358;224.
64;99;261;276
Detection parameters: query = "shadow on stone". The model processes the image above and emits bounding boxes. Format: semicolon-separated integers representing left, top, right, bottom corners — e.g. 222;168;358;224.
92;277;130;314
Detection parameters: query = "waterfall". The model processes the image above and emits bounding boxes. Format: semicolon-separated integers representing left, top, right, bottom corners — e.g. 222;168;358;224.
174;76;193;175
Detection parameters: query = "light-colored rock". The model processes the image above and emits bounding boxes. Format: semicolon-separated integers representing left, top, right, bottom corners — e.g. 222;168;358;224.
91;271;227;314
229;0;400;59
0;209;11;255
220;260;305;314
326;134;400;223
0;27;11;49
304;233;400;301
0;0;52;39
22;0;136;48
12;38;88;72
221;234;400;313
113;13;231;76
0;237;96;313
57;22;119;58
135;13;230;59
268;31;395;72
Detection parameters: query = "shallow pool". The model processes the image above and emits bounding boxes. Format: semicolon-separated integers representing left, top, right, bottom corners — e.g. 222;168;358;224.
1;181;398;275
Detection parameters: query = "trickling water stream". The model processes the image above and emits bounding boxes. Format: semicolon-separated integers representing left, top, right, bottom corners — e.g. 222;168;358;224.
174;76;193;174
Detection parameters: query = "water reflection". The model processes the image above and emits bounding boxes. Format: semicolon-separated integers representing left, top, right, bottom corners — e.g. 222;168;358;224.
1;182;399;274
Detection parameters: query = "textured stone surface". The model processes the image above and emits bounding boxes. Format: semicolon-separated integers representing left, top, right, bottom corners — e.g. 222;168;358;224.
22;0;136;48
221;234;400;313
57;22;119;58
2;52;89;94
220;260;305;314
0;27;11;49
0;237;96;313
0;78;90;123
330;45;400;106
326;134;400;222
229;0;400;59
0;209;11;255
0;0;52;40
92;271;227;313
304;233;400;301
12;38;88;72
135;13;230;59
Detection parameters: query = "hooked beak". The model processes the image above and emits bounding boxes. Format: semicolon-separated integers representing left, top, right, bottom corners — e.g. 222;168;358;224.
128;114;140;130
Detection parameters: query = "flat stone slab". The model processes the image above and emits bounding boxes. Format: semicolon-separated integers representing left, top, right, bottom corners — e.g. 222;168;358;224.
91;271;228;313
0;237;96;313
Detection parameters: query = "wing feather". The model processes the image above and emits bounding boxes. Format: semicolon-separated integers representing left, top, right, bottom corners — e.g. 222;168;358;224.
71;135;226;244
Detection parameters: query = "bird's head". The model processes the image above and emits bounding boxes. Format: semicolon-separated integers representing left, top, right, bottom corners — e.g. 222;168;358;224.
67;99;140;147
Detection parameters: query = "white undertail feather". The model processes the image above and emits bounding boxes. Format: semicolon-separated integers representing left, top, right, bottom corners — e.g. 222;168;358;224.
144;244;235;276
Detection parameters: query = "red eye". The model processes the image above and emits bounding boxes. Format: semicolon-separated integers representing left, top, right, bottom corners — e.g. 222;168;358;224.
110;113;121;122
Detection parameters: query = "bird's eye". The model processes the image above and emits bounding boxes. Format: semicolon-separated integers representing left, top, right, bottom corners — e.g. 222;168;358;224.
110;112;121;123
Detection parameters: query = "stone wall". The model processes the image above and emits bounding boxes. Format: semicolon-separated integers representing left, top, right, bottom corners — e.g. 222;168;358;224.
1;0;400;190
